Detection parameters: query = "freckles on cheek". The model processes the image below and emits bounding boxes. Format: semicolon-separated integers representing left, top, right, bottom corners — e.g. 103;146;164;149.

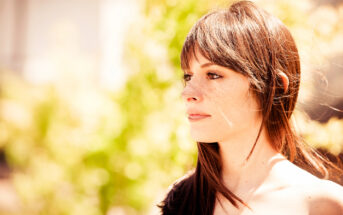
207;83;241;108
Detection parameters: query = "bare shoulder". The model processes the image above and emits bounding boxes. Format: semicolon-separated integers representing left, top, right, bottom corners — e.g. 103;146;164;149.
273;160;343;214
306;179;343;215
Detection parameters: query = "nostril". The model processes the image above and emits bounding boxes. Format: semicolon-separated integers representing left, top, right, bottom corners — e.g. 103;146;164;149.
187;97;198;102
181;87;201;102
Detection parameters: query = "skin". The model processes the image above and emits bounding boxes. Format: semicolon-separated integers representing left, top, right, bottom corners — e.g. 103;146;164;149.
181;51;343;215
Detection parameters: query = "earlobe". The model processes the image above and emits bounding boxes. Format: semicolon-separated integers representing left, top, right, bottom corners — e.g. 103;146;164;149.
278;72;289;93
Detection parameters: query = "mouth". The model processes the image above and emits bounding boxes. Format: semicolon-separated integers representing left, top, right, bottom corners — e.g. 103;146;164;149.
188;114;211;121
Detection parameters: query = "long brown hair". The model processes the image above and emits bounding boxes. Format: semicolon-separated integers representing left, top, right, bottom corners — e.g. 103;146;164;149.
159;1;342;214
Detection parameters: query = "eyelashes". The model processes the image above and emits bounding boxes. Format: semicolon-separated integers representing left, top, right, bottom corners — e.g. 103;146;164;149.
207;72;222;80
183;74;192;82
183;72;223;82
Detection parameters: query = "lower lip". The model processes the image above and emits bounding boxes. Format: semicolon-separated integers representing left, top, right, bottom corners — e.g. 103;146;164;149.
188;115;211;121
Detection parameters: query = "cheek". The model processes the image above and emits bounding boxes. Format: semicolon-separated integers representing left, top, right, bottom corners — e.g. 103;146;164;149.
209;86;260;129
207;86;245;120
188;98;259;143
187;80;260;142
220;93;259;118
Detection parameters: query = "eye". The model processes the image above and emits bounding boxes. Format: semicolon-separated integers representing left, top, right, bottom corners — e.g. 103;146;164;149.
207;72;222;80
183;73;192;82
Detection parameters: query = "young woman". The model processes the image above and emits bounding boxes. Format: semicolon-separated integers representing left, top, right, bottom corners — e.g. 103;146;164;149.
158;1;343;214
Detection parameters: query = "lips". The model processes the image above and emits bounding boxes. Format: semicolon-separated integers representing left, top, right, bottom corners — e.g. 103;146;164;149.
188;114;211;121
187;109;211;121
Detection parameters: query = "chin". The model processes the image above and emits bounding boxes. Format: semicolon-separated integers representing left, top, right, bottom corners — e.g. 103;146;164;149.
190;130;217;143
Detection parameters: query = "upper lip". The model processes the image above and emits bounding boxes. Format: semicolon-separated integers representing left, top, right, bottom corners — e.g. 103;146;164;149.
186;109;211;116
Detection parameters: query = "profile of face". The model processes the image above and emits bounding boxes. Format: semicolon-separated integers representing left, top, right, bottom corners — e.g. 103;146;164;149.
181;51;262;143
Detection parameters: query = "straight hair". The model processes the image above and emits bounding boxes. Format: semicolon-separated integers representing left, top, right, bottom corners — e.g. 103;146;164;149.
159;1;343;214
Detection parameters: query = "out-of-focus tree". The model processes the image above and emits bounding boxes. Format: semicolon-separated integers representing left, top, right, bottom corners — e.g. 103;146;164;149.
0;0;218;214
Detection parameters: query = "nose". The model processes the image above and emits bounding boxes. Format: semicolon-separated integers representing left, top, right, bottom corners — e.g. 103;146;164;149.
181;84;203;103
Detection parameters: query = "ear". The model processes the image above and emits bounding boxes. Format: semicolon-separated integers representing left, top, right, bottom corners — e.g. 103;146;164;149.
278;72;289;93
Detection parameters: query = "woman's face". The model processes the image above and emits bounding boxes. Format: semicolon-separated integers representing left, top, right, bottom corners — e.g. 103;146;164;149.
181;51;262;143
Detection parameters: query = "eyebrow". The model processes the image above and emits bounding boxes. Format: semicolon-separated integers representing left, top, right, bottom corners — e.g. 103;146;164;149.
200;62;216;68
183;62;218;73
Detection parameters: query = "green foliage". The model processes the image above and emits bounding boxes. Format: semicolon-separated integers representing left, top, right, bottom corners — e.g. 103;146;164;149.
0;68;196;214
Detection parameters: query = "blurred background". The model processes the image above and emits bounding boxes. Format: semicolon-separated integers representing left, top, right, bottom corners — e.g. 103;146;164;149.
0;0;342;214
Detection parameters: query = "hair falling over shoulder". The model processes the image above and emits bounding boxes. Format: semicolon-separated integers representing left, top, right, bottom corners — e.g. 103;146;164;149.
158;1;343;214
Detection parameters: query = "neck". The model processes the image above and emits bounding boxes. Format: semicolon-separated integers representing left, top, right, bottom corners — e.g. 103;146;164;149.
218;125;286;196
